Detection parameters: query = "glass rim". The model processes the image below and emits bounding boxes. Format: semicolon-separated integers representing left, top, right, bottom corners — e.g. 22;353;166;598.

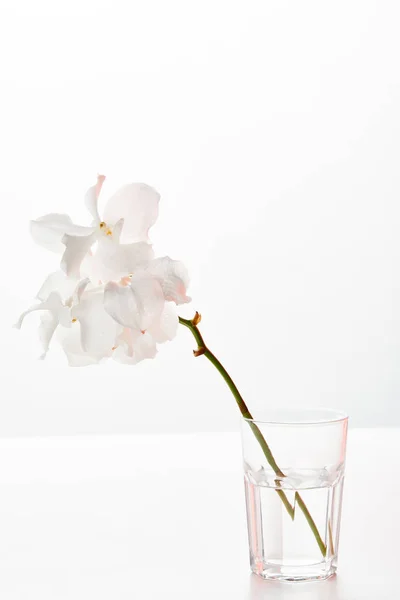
242;407;348;426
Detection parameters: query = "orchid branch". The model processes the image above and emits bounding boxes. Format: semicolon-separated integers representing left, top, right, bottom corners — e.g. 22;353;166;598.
178;313;327;558
18;174;327;558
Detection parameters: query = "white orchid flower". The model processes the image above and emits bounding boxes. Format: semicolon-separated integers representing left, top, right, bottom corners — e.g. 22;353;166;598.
72;289;118;354
14;291;73;360
31;175;160;279
57;268;185;367
145;256;191;304
104;275;180;364
81;221;154;284
14;278;104;361
56;322;104;367
17;175;191;366
112;303;179;365
36;270;79;302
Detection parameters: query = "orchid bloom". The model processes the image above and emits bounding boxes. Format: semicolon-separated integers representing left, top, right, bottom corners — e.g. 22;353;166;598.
14;278;89;360
30;175;158;280
17;176;191;365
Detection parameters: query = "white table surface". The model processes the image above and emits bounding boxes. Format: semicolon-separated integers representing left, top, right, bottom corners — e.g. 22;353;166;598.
0;429;398;599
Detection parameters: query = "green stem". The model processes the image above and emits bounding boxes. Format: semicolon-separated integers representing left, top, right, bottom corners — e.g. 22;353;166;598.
295;493;326;557
179;315;327;558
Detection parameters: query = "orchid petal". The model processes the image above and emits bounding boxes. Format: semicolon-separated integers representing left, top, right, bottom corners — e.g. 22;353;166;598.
15;291;71;329
71;292;119;356
112;218;125;243
84;174;105;224
61;231;97;278
57;323;102;367
30;214;94;253
79;252;97;284
64;277;91;308
73;278;91;304
113;329;157;364
146;257;191;304
116;327;134;357
147;302;179;343
36;271;78;302
104;273;164;331
38;313;59;359
103;183;160;243
91;238;154;282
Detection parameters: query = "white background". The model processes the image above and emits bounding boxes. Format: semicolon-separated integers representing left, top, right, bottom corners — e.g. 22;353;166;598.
1;0;400;435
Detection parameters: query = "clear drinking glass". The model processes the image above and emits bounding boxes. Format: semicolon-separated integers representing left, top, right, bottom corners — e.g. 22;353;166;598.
241;408;348;582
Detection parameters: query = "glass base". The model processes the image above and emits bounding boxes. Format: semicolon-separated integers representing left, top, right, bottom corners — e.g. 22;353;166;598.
251;560;336;582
